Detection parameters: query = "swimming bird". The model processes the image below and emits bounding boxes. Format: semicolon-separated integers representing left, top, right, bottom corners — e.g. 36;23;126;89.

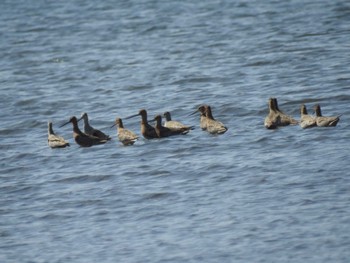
111;118;138;146
314;104;341;127
190;105;210;130
153;115;189;138
124;109;158;139
60;116;108;147
204;105;228;134
48;121;70;148
163;111;194;133
78;112;111;140
300;104;316;129
264;98;279;129
272;98;298;126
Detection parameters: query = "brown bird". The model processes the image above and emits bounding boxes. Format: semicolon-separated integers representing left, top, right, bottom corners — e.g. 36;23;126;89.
124;109;158;139
48;121;70;148
273;98;298;125
264;98;279;129
163;111;194;133
300;104;316;129
152;115;189;138
60;116;108;147
111;118;138;146
204;105;228;134
78;112;111;141
272;98;298;126
314;104;341;127
190;104;210;130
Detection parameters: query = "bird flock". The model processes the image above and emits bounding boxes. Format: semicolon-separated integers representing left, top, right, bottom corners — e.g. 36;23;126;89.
48;98;341;148
264;98;341;129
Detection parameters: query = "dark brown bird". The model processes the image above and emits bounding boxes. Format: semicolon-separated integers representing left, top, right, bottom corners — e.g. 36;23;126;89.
78;112;111;140
124;109;158;139
60;116;108;147
152;115;189;138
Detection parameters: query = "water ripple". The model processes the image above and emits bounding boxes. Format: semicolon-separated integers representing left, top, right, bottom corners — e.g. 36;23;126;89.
1;0;350;262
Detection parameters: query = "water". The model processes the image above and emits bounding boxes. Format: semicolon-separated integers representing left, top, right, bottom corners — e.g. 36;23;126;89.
1;0;350;262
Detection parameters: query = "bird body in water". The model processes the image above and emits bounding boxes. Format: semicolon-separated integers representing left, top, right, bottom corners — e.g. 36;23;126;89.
112;118;138;146
272;98;298;126
163;111;194;133
79;112;111;140
191;105;228;134
204;105;228;134
314;104;341;127
264;98;298;128
60;116;108;147
48;121;70;148
300;104;316;129
153;115;190;138
190;105;210;131
125;109;158;139
264;98;279;129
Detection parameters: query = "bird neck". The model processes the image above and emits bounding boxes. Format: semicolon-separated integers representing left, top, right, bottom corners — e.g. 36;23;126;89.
72;121;84;136
48;123;54;135
301;106;308;115
315;107;322;117
206;108;214;119
155;118;162;128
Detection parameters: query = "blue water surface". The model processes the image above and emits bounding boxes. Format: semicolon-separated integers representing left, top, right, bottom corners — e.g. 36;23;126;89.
1;0;350;262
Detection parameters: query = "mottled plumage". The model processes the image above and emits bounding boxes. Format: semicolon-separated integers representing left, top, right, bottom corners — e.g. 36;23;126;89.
112;118;138;146
48;121;70;148
190;105;210;130
300;104;316;129
314;104;341;127
273;98;298;126
264;98;279;129
204;105;228;134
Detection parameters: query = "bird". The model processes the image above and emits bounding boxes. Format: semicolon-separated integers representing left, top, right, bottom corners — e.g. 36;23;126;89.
124;109;158;139
203;105;228;134
272;98;298;126
153;115;189;138
190;104;210;130
47;121;70;148
264;98;279;129
111;118;138;146
163;111;194;133
78;112;111;140
300;104;316;129
314;104;341;127
60;116;108;147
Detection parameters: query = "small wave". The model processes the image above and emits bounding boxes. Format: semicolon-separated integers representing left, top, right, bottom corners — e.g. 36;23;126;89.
141;25;167;34
143;192;173;200
52;174;113;184
170;76;224;85
125;84;153;91
14;98;38;107
244;60;273;67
